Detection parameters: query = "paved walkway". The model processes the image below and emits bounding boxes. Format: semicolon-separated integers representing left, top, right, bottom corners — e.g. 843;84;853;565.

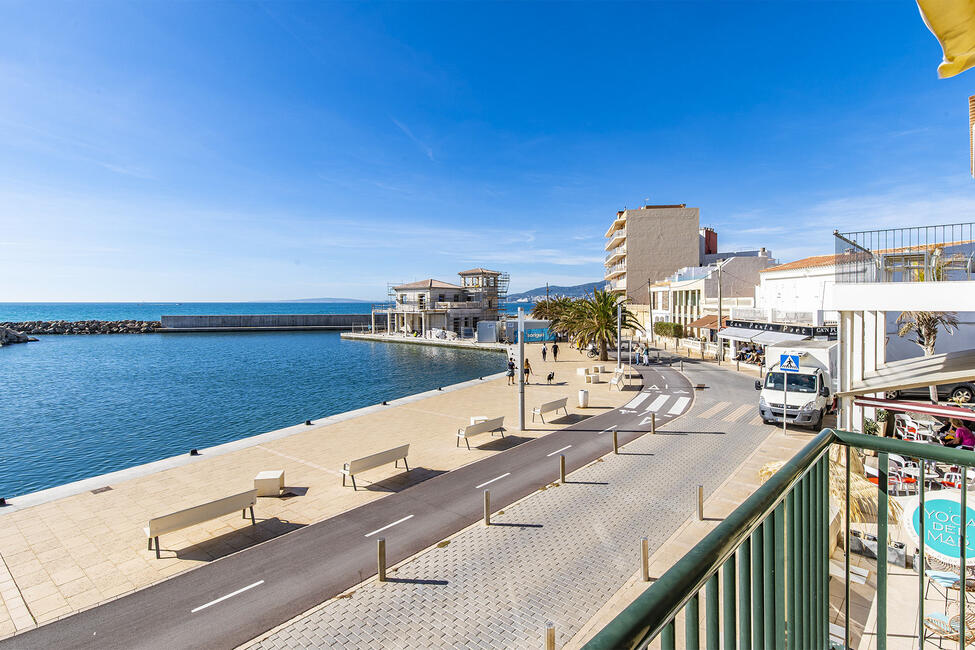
247;359;810;649
0;344;626;640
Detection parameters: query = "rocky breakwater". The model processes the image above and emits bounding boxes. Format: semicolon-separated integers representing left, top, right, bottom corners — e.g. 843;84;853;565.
0;327;37;346
0;320;161;335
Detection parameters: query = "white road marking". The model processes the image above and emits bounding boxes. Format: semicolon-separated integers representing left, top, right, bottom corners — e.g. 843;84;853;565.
625;393;651;409
673;389;690;394
668;397;691;415
639;416;654;426
547;445;572;457
364;515;414;537
191;581;264;613
644;395;670;413
475;473;511;489
598;426;618;435
646;384;659;391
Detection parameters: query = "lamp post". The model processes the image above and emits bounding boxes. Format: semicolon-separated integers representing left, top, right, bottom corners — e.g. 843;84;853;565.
518;307;525;431
616;303;622;370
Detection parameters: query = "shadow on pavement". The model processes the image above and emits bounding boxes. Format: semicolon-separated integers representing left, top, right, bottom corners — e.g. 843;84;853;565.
173;518;306;561
476;436;533;451
385;577;449;586
365;467;447;493
549;413;592;425
490;522;543;528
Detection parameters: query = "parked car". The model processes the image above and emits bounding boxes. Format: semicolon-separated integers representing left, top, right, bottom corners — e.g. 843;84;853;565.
884;382;975;403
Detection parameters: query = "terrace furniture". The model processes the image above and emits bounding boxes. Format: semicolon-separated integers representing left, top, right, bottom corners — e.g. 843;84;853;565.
585;374;601;384
342;444;411;490
609;371;626;391
456;417;505;450
254;469;285;497
145;489;257;559
922;612;975;648
532;397;569;423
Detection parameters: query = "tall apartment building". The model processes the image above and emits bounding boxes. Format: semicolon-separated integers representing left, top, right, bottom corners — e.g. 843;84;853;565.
604;204;702;304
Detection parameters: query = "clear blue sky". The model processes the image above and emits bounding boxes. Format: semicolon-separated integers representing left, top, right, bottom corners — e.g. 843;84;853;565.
0;1;971;301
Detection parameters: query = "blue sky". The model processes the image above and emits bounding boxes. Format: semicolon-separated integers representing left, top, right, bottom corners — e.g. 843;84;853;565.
0;1;971;301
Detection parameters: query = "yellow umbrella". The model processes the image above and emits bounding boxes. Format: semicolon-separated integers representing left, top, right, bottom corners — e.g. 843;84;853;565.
917;0;975;78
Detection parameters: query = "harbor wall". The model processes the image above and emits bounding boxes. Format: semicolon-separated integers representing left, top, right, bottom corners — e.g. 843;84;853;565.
159;313;386;332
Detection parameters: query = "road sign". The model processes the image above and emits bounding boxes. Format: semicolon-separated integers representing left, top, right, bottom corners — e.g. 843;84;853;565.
780;354;800;373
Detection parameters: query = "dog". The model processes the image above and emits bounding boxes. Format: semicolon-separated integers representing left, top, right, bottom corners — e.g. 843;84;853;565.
546;371;555;384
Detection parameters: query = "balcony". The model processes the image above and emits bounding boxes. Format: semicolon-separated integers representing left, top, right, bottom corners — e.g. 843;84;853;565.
584;428;975;650
834;222;975;284
606;245;627;265
606;278;627;293
605;227;627;251
604;215;626;238
604;262;626;280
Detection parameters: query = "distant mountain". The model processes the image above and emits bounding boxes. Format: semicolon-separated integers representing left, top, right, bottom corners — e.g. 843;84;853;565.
507;281;604;302
277;297;373;303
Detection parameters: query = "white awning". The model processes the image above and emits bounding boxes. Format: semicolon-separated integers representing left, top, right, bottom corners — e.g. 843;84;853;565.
837;348;975;397
717;327;758;342
750;331;810;346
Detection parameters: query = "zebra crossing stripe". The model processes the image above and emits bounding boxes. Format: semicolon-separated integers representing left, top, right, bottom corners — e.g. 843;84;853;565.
668;397;691;415
723;404;752;422
646;395;670;413
699;402;731;419
625;393;651;409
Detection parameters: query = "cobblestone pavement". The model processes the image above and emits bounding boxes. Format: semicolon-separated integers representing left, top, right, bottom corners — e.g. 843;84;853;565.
251;360;779;649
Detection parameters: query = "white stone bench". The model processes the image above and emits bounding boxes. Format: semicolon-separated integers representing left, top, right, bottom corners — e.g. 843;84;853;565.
585;374;602;384
532;397;569;423
576;367;589;376
592;364;605;374
457;416;506;450
145;489;257;558
342;444;411;490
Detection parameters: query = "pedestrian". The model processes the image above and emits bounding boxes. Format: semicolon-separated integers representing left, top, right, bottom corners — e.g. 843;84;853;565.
506;357;516;385
643;349;650;366
551;341;559;362
523;358;533;384
541;344;547;362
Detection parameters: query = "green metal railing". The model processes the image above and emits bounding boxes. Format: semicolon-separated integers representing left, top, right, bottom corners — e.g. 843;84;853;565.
584;428;975;650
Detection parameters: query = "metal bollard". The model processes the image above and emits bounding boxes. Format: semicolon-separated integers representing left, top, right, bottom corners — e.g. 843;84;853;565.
680;359;684;372
651;412;656;434
484;489;491;526
641;537;650;582
698;485;704;520
613;427;619;454
559;454;566;483
736;359;740;372
377;538;387;582
545;622;556;650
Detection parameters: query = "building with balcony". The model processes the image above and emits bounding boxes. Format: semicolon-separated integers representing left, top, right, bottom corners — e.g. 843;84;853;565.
603;204;703;303
373;268;509;338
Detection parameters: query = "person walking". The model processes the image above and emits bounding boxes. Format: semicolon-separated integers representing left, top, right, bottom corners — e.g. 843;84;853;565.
551;341;559;362
523;358;533;384
541;344;547;362
506;357;516;385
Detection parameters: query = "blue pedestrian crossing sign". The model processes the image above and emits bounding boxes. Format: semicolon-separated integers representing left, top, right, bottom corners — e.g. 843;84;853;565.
779;354;800;373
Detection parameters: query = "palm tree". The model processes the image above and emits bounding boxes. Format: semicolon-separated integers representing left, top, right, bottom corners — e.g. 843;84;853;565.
562;290;642;361
531;296;574;336
896;310;959;401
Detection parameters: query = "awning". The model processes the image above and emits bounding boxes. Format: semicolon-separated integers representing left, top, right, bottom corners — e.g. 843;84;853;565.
687;315;728;329
717;327;758;342
837;348;975;397
853;397;975;422
749;331;810;346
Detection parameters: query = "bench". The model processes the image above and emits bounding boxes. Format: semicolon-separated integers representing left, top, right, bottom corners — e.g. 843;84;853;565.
532;397;569;423
342;444;410;490
145;489;257;558
585;374;602;384
456;416;506;450
609;371;626;391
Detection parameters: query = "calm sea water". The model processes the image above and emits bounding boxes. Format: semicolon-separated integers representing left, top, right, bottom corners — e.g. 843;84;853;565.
0;303;506;498
0;302;374;322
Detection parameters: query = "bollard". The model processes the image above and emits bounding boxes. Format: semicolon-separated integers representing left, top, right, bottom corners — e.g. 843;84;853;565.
377;538;387;582
484;489;491;526
697;485;704;520
641;537;650;582
545;622;556;650
680;359;684;372
651;412;656;434
559;454;566;483
736;359;740;372
613;427;619;454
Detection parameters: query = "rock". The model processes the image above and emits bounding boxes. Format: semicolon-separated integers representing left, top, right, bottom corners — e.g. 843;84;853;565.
0;327;31;346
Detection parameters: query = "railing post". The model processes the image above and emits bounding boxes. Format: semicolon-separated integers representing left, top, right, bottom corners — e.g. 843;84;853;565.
661;620;676;650
706;573;719;649
877;452;889;650
774;501;786;649
739;543;752;650
845;446;852;650
960;470;968;648
685;593;700;649
786;490;797;650
723;556;736;648
917;460;925;650
752;525;765;649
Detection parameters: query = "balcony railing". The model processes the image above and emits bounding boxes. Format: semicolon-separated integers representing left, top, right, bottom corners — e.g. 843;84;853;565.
606;246;627;264
834;222;975;284
584;428;975;649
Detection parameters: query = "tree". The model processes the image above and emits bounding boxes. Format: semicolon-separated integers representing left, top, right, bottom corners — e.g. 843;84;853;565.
530;296;574;335
561;290;642;361
896;310;959;401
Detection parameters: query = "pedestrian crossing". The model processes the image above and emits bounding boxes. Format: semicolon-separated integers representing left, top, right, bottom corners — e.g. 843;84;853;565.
620;392;692;417
722;404;753;423
698;402;731;419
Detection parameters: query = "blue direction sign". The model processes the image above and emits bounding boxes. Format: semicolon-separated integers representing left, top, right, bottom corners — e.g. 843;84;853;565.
780;354;800;373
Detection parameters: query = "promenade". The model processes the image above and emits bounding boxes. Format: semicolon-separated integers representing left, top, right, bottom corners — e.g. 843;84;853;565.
245;359;816;649
0;344;623;639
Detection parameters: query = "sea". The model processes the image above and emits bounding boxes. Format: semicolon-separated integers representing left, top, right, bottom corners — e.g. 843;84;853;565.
0;303;509;498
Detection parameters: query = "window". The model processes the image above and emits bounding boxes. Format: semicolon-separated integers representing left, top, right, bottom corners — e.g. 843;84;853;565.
764;372;817;393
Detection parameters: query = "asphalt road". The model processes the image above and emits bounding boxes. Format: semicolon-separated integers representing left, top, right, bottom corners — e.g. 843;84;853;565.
3;360;693;650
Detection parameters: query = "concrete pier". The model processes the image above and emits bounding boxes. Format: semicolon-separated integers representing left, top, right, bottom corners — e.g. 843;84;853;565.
158;313;386;332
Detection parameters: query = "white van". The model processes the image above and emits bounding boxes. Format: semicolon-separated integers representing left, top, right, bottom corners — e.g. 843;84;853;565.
755;341;838;429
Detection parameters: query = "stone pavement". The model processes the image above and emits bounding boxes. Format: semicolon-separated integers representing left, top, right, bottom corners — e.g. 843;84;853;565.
0;344;626;640
246;359;815;649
